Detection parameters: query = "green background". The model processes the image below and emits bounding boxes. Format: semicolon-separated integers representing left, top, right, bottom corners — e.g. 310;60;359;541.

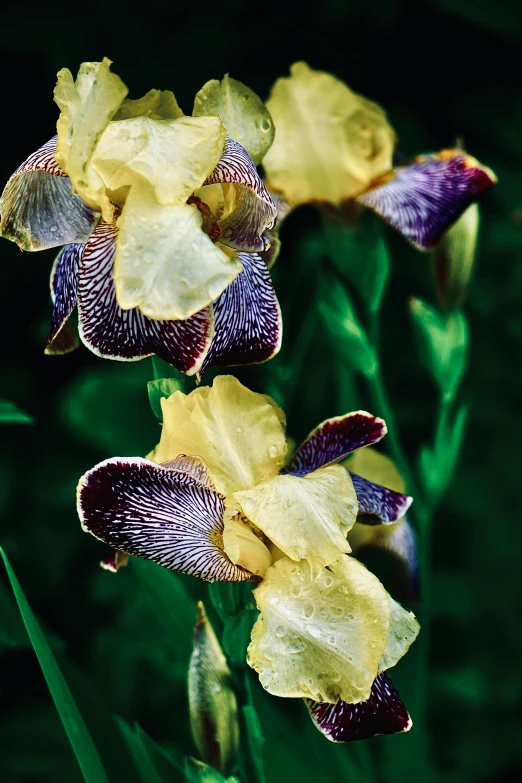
0;0;521;780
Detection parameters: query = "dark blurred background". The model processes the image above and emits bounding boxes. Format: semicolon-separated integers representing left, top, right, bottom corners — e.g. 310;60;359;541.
1;1;521;781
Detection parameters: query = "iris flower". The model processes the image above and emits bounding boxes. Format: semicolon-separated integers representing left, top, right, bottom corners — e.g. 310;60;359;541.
77;375;419;742
0;61;280;376
263;62;496;251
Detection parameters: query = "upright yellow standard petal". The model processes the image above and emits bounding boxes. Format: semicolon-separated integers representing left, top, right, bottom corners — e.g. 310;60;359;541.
54;58;128;220
93;115;226;206
150;376;287;496
193;75;275;165
378;594;420;672
114;186;242;320
248;556;390;704
263;61;396;206
113;89;184;121
234;466;357;567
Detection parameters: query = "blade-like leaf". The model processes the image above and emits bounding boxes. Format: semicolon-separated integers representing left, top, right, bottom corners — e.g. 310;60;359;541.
117;718;166;783
0;398;33;424
0;547;109;783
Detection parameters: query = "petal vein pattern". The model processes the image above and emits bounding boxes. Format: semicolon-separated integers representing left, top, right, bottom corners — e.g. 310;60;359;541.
0;137;99;250
77;221;213;374
284;412;387;476
357;151;497;251
204;138;277;252
77;457;250;582
306;672;411;742
45;242;83;355
199;252;282;374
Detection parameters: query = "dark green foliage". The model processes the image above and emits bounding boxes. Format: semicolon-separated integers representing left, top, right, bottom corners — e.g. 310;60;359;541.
1;1;521;781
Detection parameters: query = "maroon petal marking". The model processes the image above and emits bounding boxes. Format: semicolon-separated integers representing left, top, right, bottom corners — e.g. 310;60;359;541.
350;473;412;524
100;549;129;572
306;672;411;743
204;137;277;253
199;252;282;375
77;222;213;375
77;457;250;582
45;243;83;355
0;136;98;251
357;150;496;251
283;412;387;477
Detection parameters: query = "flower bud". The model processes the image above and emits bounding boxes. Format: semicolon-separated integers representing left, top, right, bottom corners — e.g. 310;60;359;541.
188;602;239;776
431;203;480;311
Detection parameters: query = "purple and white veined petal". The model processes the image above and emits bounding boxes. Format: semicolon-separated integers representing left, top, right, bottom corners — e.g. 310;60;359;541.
283;412;387;477
45;243;83;355
199;252;282;376
350;472;412;524
357;150;496;251
77;456;251;582
0;136;99;251
306;672;411;743
376;518;419;600
204;137;277;253
77;222;213;375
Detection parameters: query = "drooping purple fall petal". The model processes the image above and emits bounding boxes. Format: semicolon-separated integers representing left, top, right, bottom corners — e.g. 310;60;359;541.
199;252;282;375
204;137;277;252
77;221;213;374
0;136;98;250
45;243;83;355
283;412;387;477
357;150;496;251
77;456;250;582
350;472;412;524
306;672;411;743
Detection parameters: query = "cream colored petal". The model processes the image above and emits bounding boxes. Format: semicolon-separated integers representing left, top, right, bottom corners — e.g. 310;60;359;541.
247;556;390;704
150;376;287;496
234;466;357;567
54;58;128;220
113;89;184;121
378;594;420;672
345;446;406;494
93;115;226;206
223;508;272;577
263;61;395;206
193;74;275;165
113;186;242;320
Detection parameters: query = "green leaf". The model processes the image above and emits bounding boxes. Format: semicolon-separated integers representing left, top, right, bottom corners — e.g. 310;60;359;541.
193;74;275;165
410;298;469;400
319;277;378;378
0;398;33;424
133;558;196;653
117;718;166;783
148;377;184;420
0;547;109;783
184;757;238;782
241;705;266;783
419;404;468;503
323;212;390;314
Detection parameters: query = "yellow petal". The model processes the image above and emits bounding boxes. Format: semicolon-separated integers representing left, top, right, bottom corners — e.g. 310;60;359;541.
248;556;390;703
150;375;287;496
378;594;420;672
345;446;406;494
223;507;272;577
54;58;128;220
113;89;184;121
193;74;275;165
93;115;226;206
234;466;357;567
113;186;242;320
263;61;395;206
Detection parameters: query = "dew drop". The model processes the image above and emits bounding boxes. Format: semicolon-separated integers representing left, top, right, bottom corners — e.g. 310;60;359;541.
290;586;301;598
268;445;279;458
324;576;333;587
309;626;322;639
50;226;57;233
236;426;242;433
275;625;286;637
319;608;328;620
303;603;314;619
262;118;271;131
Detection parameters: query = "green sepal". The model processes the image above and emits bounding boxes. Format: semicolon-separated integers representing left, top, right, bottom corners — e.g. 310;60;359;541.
147;377;184;420
410;298;469;401
319;276;378;378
